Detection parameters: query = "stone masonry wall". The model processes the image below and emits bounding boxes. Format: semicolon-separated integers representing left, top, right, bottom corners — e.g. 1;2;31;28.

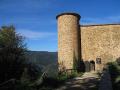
81;24;120;70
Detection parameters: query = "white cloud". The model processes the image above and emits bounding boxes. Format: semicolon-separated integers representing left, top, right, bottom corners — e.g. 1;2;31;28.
17;29;56;40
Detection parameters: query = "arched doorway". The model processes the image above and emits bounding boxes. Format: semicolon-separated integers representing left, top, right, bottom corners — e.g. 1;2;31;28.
90;60;95;71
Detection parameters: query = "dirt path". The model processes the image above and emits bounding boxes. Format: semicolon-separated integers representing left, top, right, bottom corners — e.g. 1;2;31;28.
56;72;100;90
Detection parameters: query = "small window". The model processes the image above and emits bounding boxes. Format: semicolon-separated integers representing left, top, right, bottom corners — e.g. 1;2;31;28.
96;58;101;64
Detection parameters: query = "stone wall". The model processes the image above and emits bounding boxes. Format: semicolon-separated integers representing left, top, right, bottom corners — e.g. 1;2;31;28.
81;24;120;70
57;12;120;71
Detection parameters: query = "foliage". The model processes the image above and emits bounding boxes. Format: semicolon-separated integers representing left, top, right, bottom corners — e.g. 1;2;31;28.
38;70;83;89
0;25;84;90
0;26;26;83
96;71;102;78
73;54;85;72
108;62;120;90
21;63;43;85
0;25;59;90
116;57;120;65
115;76;120;83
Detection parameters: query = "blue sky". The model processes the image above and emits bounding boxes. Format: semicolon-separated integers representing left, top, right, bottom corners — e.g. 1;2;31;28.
0;0;120;51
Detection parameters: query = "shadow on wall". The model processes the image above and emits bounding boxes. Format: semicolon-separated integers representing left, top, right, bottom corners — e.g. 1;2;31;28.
73;51;85;72
73;56;96;72
73;56;97;72
84;61;91;72
84;60;95;72
72;24;85;72
77;60;85;72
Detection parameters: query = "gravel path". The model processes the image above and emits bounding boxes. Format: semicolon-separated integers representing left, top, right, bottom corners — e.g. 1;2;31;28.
56;72;99;90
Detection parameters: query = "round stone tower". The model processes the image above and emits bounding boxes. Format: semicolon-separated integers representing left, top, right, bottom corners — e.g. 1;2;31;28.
56;12;81;71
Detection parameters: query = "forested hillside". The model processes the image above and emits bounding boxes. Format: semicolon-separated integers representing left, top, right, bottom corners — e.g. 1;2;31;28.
25;51;58;66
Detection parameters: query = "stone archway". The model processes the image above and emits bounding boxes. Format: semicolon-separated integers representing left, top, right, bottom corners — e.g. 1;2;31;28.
90;60;95;71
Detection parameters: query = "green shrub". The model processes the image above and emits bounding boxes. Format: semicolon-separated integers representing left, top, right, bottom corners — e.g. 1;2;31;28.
39;70;83;89
116;57;120;65
115;76;120;83
108;62;120;89
0;26;27;83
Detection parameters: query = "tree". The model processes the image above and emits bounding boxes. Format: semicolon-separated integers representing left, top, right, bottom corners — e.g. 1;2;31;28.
0;26;27;83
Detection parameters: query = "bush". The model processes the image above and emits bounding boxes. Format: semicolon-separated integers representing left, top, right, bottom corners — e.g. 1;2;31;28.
0;26;26;83
108;62;120;90
116;57;120;65
39;70;83;89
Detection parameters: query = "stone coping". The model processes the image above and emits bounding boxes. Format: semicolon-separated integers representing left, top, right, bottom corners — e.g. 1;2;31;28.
81;24;120;27
56;12;81;20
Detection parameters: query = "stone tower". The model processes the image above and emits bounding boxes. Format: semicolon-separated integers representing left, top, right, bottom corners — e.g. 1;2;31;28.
56;12;81;71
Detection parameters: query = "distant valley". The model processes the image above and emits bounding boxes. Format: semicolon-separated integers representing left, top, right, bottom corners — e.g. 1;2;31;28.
25;51;58;66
